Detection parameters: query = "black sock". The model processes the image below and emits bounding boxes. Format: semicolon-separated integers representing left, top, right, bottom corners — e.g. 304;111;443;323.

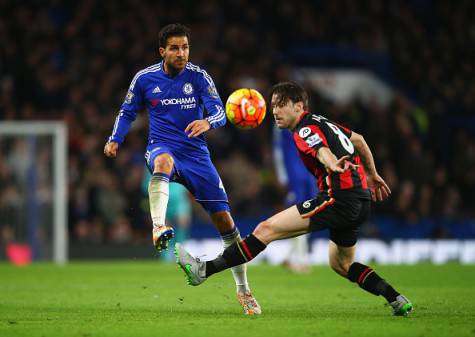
347;262;400;303
205;234;266;277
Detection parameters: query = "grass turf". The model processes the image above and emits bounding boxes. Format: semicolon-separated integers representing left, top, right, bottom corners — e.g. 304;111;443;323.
0;262;474;337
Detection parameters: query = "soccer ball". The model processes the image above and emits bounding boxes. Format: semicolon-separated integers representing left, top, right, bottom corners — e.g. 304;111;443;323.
225;88;266;129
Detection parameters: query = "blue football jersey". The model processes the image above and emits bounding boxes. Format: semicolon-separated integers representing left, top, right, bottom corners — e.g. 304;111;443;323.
108;61;226;155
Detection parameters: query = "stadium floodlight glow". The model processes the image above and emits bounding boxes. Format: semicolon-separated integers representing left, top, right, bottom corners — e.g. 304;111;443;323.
0;121;68;265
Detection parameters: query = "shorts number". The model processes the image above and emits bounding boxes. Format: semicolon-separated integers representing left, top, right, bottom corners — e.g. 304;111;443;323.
326;122;354;154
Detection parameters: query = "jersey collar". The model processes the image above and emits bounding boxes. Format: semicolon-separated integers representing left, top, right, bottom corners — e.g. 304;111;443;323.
293;111;309;130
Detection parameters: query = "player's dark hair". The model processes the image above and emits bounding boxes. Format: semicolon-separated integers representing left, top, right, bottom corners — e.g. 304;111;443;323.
158;23;191;48
270;82;309;110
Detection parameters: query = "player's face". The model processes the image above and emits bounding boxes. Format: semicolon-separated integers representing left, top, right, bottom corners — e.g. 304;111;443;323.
160;36;189;73
271;94;301;129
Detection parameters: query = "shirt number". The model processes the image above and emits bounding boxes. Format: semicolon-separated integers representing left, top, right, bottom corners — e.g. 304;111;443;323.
326;122;354;154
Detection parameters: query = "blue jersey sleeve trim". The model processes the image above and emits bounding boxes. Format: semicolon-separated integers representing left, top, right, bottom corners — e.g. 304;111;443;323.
108;109;137;144
186;63;226;130
205;106;226;129
108;66;159;144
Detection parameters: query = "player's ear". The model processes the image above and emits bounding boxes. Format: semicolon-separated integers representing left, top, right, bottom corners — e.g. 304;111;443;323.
159;47;165;58
294;101;304;112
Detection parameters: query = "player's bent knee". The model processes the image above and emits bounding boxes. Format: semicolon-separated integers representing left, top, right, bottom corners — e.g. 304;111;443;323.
154;153;174;173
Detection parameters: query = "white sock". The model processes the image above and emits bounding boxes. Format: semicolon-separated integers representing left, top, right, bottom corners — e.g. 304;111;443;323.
148;173;169;227
221;228;250;293
289;234;309;265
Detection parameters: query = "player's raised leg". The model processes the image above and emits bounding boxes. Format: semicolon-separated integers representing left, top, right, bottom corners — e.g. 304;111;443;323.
211;211;261;315
150;153;175;251
176;205;310;284
328;240;413;316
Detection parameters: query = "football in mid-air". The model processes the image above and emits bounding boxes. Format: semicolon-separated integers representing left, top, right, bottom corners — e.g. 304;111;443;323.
225;88;266;129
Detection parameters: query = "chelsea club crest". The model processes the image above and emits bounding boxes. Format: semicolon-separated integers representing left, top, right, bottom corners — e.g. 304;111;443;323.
183;83;193;95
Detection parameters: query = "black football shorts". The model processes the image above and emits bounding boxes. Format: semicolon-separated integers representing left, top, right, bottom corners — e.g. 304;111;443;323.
296;194;371;247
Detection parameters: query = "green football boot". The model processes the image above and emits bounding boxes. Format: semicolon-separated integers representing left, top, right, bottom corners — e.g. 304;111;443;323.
389;295;413;316
174;243;207;286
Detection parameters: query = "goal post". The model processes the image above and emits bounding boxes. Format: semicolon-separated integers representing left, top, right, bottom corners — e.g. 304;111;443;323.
0;121;68;264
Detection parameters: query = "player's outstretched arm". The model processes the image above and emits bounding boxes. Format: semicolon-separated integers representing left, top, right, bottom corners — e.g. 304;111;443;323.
316;147;358;173
350;132;377;176
350;132;391;201
104;141;119;158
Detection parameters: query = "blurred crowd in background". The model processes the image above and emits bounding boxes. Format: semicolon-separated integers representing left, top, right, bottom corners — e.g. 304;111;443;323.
1;0;474;246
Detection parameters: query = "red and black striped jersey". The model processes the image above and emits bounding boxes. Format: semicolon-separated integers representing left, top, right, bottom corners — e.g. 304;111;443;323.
292;112;371;200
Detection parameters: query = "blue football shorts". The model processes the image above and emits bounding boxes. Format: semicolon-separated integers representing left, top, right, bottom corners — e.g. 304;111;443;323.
145;143;230;214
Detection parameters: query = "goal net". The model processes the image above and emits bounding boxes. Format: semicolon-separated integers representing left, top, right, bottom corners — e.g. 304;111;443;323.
0;122;67;264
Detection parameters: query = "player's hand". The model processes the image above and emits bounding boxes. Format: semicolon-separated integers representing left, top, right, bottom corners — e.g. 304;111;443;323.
185;119;211;137
104;141;119;158
367;173;391;202
328;155;359;173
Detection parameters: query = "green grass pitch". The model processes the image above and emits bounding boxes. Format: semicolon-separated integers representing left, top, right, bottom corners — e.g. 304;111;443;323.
1;262;474;337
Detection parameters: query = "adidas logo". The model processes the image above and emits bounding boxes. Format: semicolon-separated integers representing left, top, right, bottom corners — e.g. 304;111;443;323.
152;86;162;93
